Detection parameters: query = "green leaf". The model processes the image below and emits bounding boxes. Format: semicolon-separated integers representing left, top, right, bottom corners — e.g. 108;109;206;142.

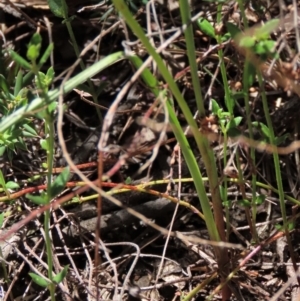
15;138;27;151
62;15;76;24
239;36;256;48
127;55;159;91
125;177;132;184
222;200;230;207
71;195;80;202
238;199;251;207
211;99;220;115
0;74;10;94
197;18;216;38
49;167;70;199
29;272;50;288
261;40;275;53
254;19;280;40
227;127;242;137
221;32;231;42
27;33;42;61
253;40;276;60
46;66;55;83
219;185;226;202
27;45;41;61
219;111;230;119
21;130;36;138
274;133;290;145
30;33;42;46
276;221;295;231
35;72;46;90
287;221;295;231
48;101;57;113
38;43;54;68
26;35;42;61
23;71;35;86
252;121;271;139
14;70;24;96
23;124;38;136
231;91;246;100
40;139;49;151
98;6;114;21
15;87;29;104
255;194;265;205
5;181;20;190
47;0;67;18
226;22;241;39
0;170;9;196
7;149;13;163
9;50;32;70
26;193;48;205
0;146;5;156
233;116;243;126
245;62;256;87
0;213;4;228
225;96;235;114
53;265;69;284
226;116;242;131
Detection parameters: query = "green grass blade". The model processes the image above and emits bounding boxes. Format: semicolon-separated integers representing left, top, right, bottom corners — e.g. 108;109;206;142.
179;0;204;114
117;2;220;242
0;51;124;133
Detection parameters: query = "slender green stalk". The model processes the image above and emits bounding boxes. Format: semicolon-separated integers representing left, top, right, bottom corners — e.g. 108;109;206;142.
257;75;283;196
128;54;219;241
60;0;102;122
177;11;231;297
243;58;258;242
118;16;220;242
178;0;204;114
182;272;217;301
44;117;56;301
178;0;225;244
235;0;258;241
223;134;230;241
216;2;232;241
236;0;248;30
35;70;56;300
53;177;300;207
216;3;232;115
257;72;297;269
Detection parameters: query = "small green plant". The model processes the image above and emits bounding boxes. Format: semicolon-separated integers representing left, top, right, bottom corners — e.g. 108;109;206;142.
26;167;70;205
227;18;280;55
4;30;69;301
0;169;19;198
237;19;279;58
211;99;242;137
29;264;69;288
0;33;53;161
252;121;290;146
